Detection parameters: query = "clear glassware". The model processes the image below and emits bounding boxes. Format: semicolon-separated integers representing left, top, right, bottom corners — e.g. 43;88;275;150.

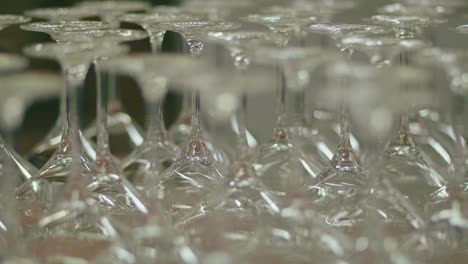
310;62;438;256
24;7;97;22
20;21;110;168
101;54;203;191
103;54;212;211
118;13;199;53
307;61;371;210
204;30;274;158
0;145;39;263
19;42;130;263
250;46;334;199
175;69;281;258
240;14;318;47
0;15;30;31
0;72;62;183
377;67;448;212
367;15;447;40
180;0;254;20
74;2;152;159
157;21;241;169
376;2;454;17
76;1;150;28
17;42;128;203
145;69;256;223
58;28;148;159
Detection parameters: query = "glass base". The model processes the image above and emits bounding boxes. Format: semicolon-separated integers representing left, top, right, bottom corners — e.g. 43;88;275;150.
27;130;95;170
122;140;180;190
252;137;322;198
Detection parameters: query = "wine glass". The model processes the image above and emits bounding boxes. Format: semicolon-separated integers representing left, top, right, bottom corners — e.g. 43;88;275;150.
0;72;62;184
250;46;336;200
204;30;274;158
118;13;200;53
58;28;149;159
145;69;257;223
17;42;128;203
157;21;241;169
24;7;98;22
19;42;131;263
0;138;38;263
101;54;205;191
20;21;110;168
0;15;30;31
103;54;213;210
174;69;281;258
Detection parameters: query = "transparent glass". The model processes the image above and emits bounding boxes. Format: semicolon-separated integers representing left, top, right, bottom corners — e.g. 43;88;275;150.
0;15;30;31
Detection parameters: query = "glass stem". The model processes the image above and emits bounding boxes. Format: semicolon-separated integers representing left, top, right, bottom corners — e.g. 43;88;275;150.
107;72;121;114
235;93;250;158
94;60;111;156
145;98;167;144
449;94;465;193
339;103;352;149
274;65;288;140
190;89;202;140
149;31;165;53
62;62;88;183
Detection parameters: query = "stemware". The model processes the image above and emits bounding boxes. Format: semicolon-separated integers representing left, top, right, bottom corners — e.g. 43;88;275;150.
145;70;256;222
76;1;150;28
17;42;128;202
377;66;447;212
18;43;131;262
103;54;213;214
0;72;62;184
119;13;199;53
175;68;281;257
250;46;331;198
0;15;30;31
24;7;97;22
376;2;454;17
204;30;274;158
57;28;149;158
159;20;241;168
102;54;204;191
21;21;110;168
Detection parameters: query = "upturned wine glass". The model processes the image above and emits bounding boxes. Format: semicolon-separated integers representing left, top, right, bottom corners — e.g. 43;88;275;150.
103;54;213;217
250;46;333;199
118;13;199;53
17;43;129;203
19;43;132;263
158;20;241;169
20;21;110;168
0;72;62;185
101;54;204;191
204;30;274;158
175;69;281;258
145;69;257;223
58;28;149;159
